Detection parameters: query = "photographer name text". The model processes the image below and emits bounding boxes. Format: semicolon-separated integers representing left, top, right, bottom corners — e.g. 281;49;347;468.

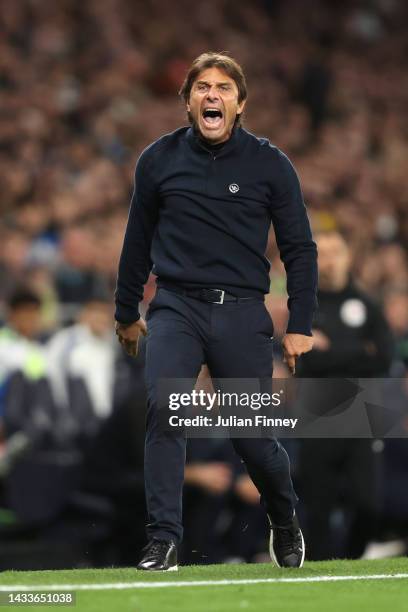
168;415;298;429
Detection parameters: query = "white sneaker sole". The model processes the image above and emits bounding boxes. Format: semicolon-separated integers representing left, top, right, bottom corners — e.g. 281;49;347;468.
269;529;305;568
137;564;178;572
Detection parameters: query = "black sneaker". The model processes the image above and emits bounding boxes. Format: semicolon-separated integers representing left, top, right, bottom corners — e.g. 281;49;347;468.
137;539;178;571
269;514;305;568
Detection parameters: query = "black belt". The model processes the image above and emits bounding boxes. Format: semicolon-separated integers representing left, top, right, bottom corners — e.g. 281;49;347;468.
159;285;261;304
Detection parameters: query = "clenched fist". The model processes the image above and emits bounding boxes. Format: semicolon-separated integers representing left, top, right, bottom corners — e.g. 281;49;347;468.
115;318;147;357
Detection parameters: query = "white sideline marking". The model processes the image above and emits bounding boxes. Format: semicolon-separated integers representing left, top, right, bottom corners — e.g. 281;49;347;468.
0;573;407;591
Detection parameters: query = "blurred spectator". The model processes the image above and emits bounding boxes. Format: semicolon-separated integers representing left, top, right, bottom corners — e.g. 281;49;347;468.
0;287;46;471
2;287;43;343
47;293;116;437
0;288;46;411
298;230;394;377
296;229;394;560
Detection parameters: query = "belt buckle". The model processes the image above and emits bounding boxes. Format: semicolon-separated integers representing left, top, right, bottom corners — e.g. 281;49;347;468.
212;289;225;304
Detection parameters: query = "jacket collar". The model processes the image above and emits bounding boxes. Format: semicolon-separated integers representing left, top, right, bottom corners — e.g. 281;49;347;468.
186;125;242;157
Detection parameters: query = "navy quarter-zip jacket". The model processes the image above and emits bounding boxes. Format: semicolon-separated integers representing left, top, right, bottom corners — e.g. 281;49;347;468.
115;126;318;335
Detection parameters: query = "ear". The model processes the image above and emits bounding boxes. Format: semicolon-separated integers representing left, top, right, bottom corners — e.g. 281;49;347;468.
186;102;191;112
237;99;246;115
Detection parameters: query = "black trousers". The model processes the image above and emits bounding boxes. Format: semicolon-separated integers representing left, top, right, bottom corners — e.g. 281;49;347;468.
144;288;297;544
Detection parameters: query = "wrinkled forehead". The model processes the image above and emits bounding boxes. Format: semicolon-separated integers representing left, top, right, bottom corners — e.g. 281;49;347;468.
193;66;238;88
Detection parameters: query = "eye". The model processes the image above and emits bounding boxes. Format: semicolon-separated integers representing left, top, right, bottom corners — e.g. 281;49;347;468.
196;83;208;92
219;84;231;91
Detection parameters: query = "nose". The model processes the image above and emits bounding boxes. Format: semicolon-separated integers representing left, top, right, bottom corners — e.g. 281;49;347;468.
206;86;219;101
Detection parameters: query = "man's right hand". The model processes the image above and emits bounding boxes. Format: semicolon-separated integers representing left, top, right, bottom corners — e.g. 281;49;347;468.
115;318;147;357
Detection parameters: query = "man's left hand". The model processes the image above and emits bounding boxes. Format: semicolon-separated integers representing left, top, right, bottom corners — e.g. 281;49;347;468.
282;333;314;375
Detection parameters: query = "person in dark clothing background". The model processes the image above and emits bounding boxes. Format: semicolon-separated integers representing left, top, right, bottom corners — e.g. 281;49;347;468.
114;52;318;571
297;230;393;378
296;229;394;560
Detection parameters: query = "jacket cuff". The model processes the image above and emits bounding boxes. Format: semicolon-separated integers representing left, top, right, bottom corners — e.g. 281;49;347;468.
114;302;141;325
286;301;315;336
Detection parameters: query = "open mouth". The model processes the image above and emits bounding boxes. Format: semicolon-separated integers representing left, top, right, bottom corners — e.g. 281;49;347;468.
202;107;224;129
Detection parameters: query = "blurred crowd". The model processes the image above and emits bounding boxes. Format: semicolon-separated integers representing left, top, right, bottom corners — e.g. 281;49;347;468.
2;0;408;323
0;0;408;568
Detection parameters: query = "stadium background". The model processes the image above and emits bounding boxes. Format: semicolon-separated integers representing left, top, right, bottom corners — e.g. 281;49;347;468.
0;0;407;569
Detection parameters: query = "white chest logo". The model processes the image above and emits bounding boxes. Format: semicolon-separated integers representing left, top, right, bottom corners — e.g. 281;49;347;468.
340;299;367;327
229;183;239;194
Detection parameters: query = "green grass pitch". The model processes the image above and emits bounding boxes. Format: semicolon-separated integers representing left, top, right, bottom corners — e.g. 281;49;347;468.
0;558;407;611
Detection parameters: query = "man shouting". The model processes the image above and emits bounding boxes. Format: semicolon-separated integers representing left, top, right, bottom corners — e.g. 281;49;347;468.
115;52;317;571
